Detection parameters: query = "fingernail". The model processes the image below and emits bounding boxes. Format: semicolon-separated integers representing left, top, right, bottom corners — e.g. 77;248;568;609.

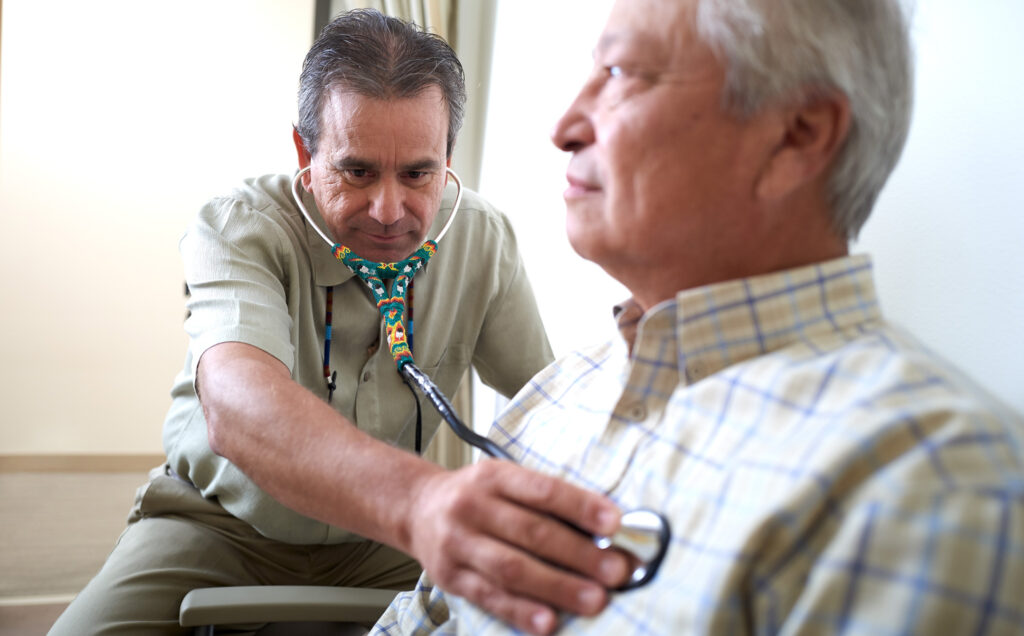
578;586;604;613
597;508;618;532
532;610;553;633
601;554;625;582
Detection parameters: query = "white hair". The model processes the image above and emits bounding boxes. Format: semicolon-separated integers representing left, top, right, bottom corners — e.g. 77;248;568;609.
695;0;915;240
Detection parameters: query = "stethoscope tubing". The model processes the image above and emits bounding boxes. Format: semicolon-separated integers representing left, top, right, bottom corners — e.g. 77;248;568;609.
290;164;670;590
399;362;514;461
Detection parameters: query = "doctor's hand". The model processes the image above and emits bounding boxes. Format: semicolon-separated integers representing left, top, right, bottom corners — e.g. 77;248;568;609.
405;459;630;636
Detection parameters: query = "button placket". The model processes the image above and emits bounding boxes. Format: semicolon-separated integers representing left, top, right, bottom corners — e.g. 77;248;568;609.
625;402;647;421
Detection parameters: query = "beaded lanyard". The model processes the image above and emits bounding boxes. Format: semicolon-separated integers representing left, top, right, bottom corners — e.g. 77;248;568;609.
322;242;436;451
322;242;435;391
334;241;436;367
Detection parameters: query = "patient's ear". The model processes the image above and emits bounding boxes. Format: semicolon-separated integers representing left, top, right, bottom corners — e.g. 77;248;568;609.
292;127;313;189
755;92;851;201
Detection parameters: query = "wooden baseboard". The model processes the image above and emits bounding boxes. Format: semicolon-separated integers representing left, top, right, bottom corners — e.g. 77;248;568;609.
0;454;165;473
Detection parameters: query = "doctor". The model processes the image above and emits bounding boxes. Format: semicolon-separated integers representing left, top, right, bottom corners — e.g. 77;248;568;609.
51;9;630;635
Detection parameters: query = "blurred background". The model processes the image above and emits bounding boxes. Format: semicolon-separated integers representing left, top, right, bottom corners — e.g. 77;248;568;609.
1;0;1022;631
1;0;1021;466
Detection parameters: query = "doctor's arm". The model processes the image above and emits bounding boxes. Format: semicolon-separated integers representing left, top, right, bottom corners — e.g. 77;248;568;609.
196;341;629;636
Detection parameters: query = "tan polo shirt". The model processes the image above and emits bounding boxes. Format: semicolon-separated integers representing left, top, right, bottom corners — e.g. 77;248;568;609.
162;173;553;544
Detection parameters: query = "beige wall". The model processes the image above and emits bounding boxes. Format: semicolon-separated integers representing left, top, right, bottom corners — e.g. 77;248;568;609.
0;0;315;454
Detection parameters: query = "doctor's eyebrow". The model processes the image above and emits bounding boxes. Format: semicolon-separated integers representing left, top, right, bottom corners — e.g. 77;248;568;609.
332;157;443;173
400;158;444;173
333;157;377;171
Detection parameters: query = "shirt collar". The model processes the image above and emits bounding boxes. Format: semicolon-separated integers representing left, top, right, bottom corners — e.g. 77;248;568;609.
619;254;881;385
303;180;461;288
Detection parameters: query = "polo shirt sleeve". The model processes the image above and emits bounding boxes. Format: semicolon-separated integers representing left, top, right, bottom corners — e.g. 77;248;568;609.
471;213;554;399
179;196;297;377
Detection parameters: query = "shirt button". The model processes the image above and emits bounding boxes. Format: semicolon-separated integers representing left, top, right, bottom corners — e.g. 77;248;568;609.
627;403;647;421
362;371;371;382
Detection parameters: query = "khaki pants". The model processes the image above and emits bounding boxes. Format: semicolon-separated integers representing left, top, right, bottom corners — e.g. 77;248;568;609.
49;466;421;635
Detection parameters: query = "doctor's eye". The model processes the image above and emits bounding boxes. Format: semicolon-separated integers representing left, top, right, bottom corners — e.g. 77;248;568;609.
605;65;624;78
401;170;434;185
342;168;376;184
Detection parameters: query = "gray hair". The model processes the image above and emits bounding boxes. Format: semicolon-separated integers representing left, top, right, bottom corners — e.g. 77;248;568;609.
695;0;914;240
296;8;466;158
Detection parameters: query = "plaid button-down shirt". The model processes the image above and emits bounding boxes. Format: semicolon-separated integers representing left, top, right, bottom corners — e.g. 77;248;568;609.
374;254;1024;635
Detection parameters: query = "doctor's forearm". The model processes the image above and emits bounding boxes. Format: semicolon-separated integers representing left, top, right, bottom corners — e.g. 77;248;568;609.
195;341;438;553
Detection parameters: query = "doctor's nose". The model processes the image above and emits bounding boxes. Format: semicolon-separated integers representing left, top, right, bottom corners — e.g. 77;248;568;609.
368;181;405;226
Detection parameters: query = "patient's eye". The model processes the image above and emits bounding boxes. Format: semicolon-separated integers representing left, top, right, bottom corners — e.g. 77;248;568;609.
595;62;648;105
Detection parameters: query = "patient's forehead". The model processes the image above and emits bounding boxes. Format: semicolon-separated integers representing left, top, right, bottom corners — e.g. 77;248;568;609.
598;0;713;74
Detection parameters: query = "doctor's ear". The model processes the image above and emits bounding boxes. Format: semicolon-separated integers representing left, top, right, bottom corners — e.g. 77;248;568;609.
292;127;313;188
755;91;851;201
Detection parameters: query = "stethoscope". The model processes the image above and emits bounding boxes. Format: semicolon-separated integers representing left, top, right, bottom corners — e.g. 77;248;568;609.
292;166;670;590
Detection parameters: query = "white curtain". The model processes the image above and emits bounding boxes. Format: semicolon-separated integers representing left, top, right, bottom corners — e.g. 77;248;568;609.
332;1;455;39
325;0;498;470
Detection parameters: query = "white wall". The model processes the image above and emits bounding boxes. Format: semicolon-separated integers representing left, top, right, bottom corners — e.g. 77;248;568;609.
0;0;314;453
479;0;623;360
470;0;620;427
857;0;1024;413
477;0;1023;417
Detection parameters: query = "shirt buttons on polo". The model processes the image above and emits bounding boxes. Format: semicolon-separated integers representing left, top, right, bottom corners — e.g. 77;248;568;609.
626;403;647;421
362;371;372;382
686;363;706;384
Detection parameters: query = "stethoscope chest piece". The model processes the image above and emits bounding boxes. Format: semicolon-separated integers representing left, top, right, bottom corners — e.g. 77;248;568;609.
595;508;672;590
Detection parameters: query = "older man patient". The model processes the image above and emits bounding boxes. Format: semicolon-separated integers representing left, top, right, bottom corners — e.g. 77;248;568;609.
373;0;1024;634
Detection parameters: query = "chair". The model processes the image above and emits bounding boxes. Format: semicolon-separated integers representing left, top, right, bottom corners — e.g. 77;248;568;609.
179;585;399;636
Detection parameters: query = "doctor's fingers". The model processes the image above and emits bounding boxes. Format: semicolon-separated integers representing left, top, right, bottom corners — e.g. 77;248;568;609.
464;459;622;538
440;529;611;633
465;495;632;589
443;566;560;636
